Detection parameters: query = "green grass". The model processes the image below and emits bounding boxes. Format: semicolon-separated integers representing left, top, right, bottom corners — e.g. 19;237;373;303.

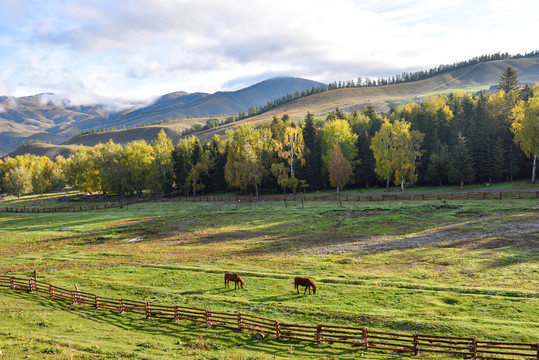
0;193;538;359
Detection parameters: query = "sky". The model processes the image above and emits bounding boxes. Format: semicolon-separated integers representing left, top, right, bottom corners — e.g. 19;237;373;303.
0;0;537;107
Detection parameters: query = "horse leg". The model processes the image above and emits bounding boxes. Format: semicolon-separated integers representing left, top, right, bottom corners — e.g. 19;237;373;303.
303;286;307;296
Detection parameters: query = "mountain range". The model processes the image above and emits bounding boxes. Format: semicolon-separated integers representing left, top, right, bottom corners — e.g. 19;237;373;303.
0;77;323;156
4;55;539;158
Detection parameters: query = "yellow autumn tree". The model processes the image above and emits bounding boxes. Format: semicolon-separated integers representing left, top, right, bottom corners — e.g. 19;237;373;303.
274;126;305;193
511;85;539;183
371;118;424;191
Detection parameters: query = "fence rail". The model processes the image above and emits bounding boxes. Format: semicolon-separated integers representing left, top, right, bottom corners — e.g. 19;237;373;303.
1;190;538;213
0;275;537;359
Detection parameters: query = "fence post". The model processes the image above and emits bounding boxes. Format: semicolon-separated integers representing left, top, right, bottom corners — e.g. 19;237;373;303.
363;328;369;350
237;312;242;331
472;336;477;359
49;283;54;297
174;305;179;321
483;192;486;199
71;289;77;304
10;277;14;290
316;324;322;345
94;294;100;309
145;302;151;319
29;278;35;293
205;308;211;327
119;298;124;314
500;192;503;199
275;320;281;340
413;332;419;355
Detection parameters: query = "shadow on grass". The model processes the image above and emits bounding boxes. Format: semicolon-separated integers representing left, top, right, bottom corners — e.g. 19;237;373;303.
1;289;375;359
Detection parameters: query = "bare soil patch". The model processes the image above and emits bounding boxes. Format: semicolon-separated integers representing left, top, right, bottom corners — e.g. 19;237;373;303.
300;220;539;255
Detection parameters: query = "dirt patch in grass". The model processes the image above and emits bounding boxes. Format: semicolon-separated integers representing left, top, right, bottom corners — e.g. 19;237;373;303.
299;220;539;255
322;204;461;219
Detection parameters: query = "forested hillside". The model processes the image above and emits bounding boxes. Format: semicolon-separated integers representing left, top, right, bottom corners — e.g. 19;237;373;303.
1;78;537;198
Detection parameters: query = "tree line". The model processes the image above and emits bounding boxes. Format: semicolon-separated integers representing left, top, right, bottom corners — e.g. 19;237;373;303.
1;75;538;198
66;51;539;143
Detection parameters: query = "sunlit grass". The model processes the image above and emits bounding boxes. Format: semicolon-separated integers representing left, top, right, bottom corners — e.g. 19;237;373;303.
0;192;537;359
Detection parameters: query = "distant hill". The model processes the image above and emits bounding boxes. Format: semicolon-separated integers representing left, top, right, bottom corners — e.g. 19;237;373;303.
6;56;539;159
103;77;324;128
0;77;323;156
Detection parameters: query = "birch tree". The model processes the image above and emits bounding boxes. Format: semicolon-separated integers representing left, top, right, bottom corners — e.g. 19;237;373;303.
224;124;272;196
511;85;539;183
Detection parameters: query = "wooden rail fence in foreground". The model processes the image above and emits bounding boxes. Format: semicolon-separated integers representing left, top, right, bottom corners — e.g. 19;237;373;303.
1;276;537;359
2;190;538;213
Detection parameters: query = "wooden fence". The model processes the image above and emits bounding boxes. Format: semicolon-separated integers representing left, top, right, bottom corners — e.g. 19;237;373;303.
1;190;538;213
1;275;537;359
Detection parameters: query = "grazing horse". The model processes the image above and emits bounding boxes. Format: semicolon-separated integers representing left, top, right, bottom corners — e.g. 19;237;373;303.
224;272;245;289
294;277;317;295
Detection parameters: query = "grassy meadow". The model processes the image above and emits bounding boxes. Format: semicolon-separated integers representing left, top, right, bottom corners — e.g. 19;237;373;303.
0;191;538;359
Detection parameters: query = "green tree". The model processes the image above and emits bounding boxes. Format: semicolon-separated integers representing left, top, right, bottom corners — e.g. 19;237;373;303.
30;156;53;195
427;145;451;186
498;66;519;93
66;148;101;194
93;141;128;195
173;136;202;194
4;166;32;198
270;162;297;194
186;151;213;196
491;138;506;182
50;155;67;191
123;140;154;195
148;129;174;194
320;118;358;175
204;135;228;193
300;112;322;189
448;133;475;189
224;124;272;196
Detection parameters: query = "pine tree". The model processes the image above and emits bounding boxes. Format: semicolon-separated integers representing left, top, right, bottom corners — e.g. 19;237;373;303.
498;66;519;93
448;133;475;189
471;94;492;183
427;145;450;186
491;138;506;182
301;113;322;189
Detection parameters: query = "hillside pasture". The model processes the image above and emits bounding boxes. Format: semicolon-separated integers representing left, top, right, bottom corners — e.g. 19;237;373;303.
0;194;537;359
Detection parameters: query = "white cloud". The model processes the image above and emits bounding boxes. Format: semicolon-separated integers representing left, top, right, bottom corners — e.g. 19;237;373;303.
0;0;538;103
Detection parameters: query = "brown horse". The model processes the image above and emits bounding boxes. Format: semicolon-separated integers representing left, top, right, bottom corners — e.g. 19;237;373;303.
224;272;245;289
294;277;317;295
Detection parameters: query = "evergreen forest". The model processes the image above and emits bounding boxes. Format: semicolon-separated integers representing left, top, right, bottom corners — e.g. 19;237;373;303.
1;76;538;198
